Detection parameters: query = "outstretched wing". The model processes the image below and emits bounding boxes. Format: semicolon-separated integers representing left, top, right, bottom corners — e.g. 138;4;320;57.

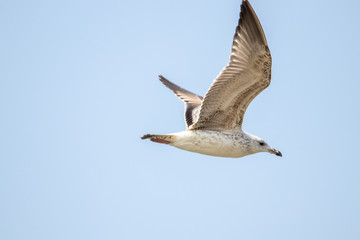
190;0;272;131
159;75;203;128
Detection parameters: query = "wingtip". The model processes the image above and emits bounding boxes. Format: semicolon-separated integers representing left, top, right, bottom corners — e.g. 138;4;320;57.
241;0;252;11
238;0;268;46
158;75;171;86
158;74;167;83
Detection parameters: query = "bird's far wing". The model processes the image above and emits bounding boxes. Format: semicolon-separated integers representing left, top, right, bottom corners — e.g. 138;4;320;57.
159;75;203;128
190;0;272;131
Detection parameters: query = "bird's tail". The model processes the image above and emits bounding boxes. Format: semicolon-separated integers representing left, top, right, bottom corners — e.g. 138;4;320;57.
141;134;175;144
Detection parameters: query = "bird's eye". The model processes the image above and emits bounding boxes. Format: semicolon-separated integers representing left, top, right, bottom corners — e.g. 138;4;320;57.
259;141;265;146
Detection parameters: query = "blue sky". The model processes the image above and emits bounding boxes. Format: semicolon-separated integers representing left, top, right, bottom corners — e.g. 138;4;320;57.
1;0;360;239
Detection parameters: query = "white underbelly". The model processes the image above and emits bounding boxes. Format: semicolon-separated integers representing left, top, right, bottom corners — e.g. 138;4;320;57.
170;130;250;158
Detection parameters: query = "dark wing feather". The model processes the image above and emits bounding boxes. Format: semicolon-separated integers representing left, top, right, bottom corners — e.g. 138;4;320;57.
159;75;203;128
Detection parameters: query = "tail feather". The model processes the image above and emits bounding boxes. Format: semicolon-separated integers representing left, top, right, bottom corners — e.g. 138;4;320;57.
141;134;155;140
141;134;174;144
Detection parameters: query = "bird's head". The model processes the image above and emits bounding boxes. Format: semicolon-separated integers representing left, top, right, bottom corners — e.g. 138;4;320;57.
247;134;282;157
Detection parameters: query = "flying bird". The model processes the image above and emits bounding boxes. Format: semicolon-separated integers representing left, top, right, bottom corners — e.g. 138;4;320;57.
142;0;282;158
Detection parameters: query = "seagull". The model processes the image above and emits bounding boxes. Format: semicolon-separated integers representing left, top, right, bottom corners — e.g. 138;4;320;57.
142;0;282;158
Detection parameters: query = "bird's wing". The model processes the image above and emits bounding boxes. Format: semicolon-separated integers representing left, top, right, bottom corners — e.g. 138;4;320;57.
159;75;203;128
190;0;272;131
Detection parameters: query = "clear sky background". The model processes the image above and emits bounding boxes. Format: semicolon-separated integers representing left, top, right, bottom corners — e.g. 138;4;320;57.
1;0;360;239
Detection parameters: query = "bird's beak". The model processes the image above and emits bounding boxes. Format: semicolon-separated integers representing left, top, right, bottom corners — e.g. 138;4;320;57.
269;148;282;157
